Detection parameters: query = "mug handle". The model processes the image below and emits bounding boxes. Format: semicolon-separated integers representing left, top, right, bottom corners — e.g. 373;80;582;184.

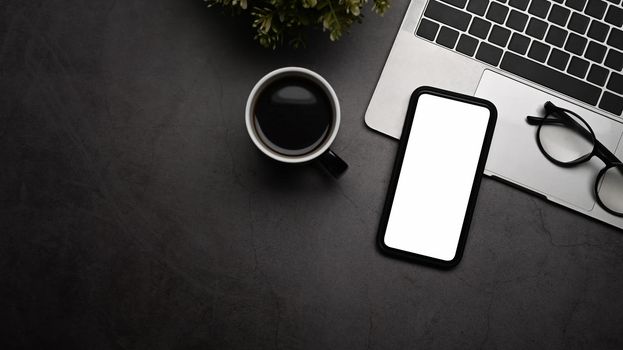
318;149;348;178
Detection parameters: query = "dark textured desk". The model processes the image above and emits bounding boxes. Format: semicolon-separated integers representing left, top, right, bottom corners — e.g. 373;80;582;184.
2;0;623;348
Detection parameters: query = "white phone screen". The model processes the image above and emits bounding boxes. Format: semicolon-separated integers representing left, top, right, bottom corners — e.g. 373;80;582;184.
384;93;491;262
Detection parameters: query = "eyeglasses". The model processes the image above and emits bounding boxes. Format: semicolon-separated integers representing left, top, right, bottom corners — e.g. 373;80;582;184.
526;101;623;217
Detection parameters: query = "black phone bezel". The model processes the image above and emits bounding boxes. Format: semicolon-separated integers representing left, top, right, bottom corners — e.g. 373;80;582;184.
376;86;498;269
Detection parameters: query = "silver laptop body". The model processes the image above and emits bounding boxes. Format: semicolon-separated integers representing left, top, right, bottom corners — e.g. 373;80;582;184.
365;0;623;228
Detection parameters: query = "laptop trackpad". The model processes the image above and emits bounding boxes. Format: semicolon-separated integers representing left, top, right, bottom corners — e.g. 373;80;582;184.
475;70;623;211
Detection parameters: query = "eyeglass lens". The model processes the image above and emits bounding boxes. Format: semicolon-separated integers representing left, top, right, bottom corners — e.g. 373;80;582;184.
538;111;594;164
596;165;623;215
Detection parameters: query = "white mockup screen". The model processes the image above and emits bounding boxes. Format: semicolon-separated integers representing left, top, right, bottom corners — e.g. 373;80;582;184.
384;94;490;261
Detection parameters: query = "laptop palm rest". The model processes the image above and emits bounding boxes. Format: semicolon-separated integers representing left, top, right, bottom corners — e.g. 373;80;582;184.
476;70;623;212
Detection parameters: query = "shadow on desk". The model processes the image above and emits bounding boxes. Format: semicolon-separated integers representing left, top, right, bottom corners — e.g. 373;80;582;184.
252;153;340;193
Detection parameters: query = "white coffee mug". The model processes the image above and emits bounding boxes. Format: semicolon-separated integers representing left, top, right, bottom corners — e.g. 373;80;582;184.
245;67;348;177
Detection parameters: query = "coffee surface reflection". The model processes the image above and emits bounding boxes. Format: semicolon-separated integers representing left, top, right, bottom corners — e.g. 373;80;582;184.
254;76;333;156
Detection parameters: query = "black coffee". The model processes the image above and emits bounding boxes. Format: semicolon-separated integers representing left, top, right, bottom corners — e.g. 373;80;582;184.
253;76;333;156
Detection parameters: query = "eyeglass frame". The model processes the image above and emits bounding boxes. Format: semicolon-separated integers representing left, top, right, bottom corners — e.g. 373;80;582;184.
526;101;623;217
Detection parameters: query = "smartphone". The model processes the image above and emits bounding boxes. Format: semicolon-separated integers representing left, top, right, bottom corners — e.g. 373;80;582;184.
377;87;497;268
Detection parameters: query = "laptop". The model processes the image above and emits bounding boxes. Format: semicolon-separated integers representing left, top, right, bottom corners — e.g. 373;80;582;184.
365;0;623;229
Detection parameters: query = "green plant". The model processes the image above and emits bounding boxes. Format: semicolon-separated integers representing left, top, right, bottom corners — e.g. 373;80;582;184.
206;0;390;49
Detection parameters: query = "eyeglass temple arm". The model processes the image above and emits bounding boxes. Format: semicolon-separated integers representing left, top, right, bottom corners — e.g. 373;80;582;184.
526;115;593;135
526;105;621;165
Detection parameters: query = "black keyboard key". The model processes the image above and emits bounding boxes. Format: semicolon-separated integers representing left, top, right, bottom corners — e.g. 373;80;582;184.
608;28;623;51
469;17;493;39
607;72;623;94
548;5;571;26
599;92;623;115
436;26;461;48
508;33;531;54
456;34;480;56
545;26;568;47
548;48;571;69
500;52;602;105
486;2;510;24
565;33;588;55
489;25;512;46
425;0;473;31
476;42;504;66
585;41;608;62
605;6;623;27
529;41;552;62
440;0;469;8
507;10;529;31
509;0;530;10
568;12;591;34
467;0;490;16
587;20;609;42
567;56;590;77
416;18;440;41
584;0;607;19
566;0;587;11
529;0;551;18
526;18;549;39
587;64;609;85
605;49;623;70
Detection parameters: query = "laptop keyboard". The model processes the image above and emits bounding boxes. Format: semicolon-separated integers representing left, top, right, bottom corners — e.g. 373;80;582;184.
416;0;623;116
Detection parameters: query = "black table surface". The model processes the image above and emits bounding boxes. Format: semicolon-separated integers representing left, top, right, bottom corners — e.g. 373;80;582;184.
2;0;623;348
